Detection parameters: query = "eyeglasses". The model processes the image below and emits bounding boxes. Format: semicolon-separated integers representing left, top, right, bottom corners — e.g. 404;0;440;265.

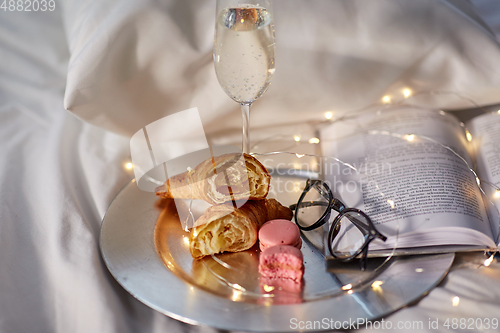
290;179;387;270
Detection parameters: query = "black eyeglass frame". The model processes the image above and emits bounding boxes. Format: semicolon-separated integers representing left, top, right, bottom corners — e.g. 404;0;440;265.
290;179;387;269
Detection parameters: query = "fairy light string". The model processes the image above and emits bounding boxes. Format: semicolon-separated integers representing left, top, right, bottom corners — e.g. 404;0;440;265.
155;89;500;300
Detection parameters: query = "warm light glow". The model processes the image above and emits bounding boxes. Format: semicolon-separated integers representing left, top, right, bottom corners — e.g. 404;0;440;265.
293;135;301;142
387;199;395;209
125;162;133;170
371;280;384;289
405;134;415;142
342;284;352;291
347;290;353;295
183;236;190;245
296;153;305;158
452;296;460;307
497;110;500;114
382;95;391;104
309;137;320;144
262;298;273;306
403;88;412;98
484;254;495;267
466;131;472;142
231;289;243;302
263;285;275;292
190;286;194;291
240;18;244;23
415;268;424;273
495;191;500;199
325;112;333;119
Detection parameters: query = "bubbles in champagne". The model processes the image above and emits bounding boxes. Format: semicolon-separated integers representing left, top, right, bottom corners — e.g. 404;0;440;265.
214;6;275;104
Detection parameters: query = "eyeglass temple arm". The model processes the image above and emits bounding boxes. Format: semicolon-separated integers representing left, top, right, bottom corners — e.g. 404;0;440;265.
345;215;387;241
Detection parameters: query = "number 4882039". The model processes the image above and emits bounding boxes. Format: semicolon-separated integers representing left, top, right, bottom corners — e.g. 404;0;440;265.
1;0;56;11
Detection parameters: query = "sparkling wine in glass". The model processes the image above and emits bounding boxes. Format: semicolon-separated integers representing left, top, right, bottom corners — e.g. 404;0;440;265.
214;0;276;153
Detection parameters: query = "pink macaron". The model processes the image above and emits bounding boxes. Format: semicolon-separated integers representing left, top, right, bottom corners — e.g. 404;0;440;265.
258;245;304;282
258;219;302;251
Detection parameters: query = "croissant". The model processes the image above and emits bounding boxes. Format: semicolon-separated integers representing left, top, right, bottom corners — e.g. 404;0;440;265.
190;198;293;259
155;153;271;205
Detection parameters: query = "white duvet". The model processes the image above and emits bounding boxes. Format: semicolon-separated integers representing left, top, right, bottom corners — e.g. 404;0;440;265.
1;1;500;332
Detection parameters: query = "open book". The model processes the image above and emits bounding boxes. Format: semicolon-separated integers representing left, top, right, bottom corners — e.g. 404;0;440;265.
318;107;500;256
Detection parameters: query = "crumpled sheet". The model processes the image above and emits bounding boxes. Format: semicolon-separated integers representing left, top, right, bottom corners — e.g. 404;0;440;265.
62;0;500;137
1;1;500;333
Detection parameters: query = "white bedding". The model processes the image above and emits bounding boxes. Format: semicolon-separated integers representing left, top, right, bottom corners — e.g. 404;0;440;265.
1;1;500;332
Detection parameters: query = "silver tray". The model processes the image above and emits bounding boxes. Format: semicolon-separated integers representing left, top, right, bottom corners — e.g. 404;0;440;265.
100;179;455;332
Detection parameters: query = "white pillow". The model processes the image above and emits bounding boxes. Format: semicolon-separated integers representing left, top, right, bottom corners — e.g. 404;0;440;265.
62;0;500;137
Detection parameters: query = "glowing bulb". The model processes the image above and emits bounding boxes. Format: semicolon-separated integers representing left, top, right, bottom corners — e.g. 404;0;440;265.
233;284;244;291
387;199;395;209
405;134;415;142
309;137;320;144
325;112;333;119
342;284;352;291
231;290;243;302
125;162;133;170
382;95;391;104
495;191;500;199
466;131;472;142
403;88;412;98
484;254;495;267
371;280;384;289
263;285;275;292
240;18;244;23
497;110;500;115
347;290;353;295
293;135;301;142
452;296;460;307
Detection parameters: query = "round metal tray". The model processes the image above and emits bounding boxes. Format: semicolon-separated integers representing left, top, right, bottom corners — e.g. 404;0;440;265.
100;179;454;332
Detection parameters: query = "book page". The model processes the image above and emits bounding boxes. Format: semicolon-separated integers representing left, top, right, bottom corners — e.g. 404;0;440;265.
467;112;500;243
320;107;495;250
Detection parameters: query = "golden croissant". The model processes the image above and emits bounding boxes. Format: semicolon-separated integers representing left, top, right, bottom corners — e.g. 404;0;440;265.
190;198;293;259
155;153;271;205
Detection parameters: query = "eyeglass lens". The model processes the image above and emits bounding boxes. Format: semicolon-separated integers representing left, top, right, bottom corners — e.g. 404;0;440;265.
295;182;330;229
329;211;369;259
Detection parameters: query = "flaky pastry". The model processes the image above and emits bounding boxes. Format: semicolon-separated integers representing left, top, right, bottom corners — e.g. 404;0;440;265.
155;153;271;205
189;198;293;259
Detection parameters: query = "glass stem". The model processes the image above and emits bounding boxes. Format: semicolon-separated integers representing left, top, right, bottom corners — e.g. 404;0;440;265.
240;103;251;153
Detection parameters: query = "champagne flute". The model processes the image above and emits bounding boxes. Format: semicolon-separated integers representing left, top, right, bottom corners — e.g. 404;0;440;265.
214;0;276;153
